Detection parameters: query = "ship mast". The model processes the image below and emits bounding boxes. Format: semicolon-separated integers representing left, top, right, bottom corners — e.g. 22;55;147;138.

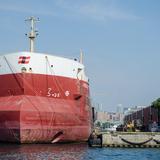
25;17;39;52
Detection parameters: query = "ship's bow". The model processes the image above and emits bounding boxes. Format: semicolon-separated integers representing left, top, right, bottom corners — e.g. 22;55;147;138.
0;96;21;143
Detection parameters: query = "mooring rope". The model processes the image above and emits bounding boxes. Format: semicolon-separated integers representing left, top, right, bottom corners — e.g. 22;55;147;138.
153;139;160;144
120;136;153;145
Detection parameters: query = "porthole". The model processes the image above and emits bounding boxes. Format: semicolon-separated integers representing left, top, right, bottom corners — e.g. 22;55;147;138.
29;67;32;72
21;67;27;73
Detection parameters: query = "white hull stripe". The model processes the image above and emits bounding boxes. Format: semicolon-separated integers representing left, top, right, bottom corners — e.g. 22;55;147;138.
0;52;88;82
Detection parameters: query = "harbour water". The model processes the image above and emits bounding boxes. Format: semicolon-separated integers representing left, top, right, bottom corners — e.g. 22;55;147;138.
0;143;160;160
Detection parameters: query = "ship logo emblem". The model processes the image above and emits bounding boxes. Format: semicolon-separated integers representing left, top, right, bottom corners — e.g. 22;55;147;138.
18;56;31;64
65;91;70;97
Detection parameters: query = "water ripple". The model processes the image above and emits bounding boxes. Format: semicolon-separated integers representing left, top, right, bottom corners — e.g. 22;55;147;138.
0;143;160;160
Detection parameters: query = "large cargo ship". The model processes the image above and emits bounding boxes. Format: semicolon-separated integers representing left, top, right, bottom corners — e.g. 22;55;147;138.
0;17;92;143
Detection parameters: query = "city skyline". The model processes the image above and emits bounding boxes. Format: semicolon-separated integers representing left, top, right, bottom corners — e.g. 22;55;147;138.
0;0;160;111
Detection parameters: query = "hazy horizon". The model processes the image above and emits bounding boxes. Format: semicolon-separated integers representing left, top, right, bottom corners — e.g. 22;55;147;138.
0;0;160;112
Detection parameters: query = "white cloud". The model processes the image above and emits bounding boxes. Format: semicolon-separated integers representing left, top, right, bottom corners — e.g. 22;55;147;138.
55;0;141;21
0;1;141;21
0;3;55;16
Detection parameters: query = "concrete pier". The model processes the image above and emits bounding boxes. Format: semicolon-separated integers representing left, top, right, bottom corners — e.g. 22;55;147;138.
89;132;160;147
102;132;160;147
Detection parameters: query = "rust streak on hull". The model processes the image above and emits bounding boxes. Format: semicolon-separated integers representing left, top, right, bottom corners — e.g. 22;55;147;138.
0;73;92;143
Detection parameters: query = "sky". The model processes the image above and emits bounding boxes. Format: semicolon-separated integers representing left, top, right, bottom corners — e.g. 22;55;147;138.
0;0;160;112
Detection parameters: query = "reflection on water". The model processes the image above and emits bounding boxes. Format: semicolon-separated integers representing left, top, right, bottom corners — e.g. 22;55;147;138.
0;143;88;160
1;143;160;160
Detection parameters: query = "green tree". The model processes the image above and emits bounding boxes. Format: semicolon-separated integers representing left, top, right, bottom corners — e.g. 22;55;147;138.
152;98;160;125
95;121;101;128
102;122;110;129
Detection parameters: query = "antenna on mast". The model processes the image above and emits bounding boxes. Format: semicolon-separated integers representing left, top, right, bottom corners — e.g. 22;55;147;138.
80;49;83;64
25;16;39;52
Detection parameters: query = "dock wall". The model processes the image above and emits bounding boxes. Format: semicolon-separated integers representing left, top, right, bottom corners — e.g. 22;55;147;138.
102;132;160;147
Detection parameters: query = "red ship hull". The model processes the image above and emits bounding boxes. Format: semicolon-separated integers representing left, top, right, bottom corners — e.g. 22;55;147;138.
0;73;92;143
